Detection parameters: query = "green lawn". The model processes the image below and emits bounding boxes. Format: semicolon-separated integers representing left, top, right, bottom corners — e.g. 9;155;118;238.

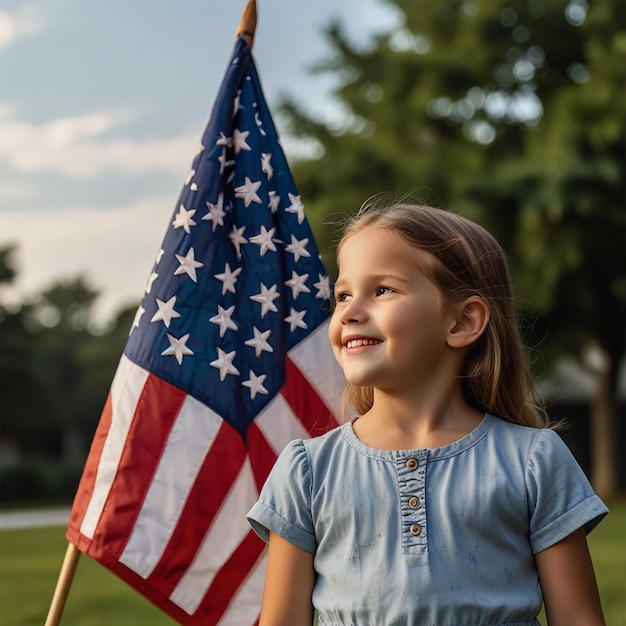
0;502;624;625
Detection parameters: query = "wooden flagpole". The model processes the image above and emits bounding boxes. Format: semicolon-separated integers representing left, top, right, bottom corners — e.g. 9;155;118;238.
44;543;81;626
43;4;258;625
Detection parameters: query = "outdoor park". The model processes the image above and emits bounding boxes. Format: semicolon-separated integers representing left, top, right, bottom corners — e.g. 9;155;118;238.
1;0;625;624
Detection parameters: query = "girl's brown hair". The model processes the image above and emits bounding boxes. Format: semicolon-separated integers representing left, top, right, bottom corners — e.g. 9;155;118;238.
337;200;548;429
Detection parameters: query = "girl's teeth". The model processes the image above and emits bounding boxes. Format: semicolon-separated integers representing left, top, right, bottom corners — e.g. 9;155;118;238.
346;339;378;349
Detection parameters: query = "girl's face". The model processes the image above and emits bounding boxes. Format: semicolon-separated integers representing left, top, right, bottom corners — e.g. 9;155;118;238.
329;226;458;395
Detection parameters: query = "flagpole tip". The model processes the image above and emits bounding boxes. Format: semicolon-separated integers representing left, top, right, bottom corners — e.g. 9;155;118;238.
236;0;257;49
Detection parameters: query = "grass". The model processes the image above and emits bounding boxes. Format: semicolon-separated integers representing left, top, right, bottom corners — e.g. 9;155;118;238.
0;502;624;625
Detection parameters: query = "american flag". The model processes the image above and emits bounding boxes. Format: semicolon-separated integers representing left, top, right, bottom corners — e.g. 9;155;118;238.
66;36;344;625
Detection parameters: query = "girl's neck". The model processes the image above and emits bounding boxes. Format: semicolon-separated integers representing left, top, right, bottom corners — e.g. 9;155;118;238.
353;387;484;451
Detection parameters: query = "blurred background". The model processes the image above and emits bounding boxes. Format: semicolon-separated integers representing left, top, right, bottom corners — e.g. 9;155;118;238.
1;0;624;509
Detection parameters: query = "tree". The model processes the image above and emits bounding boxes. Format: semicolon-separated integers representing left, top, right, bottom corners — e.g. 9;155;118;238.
282;0;625;495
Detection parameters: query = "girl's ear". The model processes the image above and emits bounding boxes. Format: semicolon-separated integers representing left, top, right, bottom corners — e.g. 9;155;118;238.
447;296;490;349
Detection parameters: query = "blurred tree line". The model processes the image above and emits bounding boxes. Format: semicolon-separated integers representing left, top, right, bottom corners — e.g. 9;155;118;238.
0;0;623;503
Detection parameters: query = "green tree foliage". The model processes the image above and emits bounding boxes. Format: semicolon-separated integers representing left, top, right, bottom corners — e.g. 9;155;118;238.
282;0;625;494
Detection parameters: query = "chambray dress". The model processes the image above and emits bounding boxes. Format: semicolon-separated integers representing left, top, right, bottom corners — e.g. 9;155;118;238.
247;414;607;626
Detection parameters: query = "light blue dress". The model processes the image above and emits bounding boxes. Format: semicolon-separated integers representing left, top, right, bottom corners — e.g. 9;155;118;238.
247;414;608;626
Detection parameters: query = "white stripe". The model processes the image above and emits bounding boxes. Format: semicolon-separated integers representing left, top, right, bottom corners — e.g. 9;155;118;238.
119;395;222;578
80;355;149;539
254;394;310;455
169;457;258;614
289;319;345;421
217;550;267;626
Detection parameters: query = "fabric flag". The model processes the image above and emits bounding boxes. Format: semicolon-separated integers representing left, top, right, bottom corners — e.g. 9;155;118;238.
66;36;344;625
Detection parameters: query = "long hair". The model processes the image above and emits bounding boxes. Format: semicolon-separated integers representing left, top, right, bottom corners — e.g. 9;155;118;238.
337;201;548;429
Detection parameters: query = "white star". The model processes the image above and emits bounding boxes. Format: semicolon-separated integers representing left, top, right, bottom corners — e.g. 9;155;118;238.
250;283;280;318
244;326;274;357
214;262;242;295
210;304;238;338
195;143;204;156
174;247;204;283
229;225;248;258
285;271;311;299
284;308;308;332
314;274;332;300
150;296;181;328
130;305;145;334
155;248;165;264
203;193;226;231
161;333;194;365
145;271;159;294
234;176;262;207
233;128;251;154
261;153;273;179
268;191;280;214
285;235;311;262
210;347;240;381
216;132;232;147
232;90;243;117
172;204;197;234
255;111;267;136
250;225;277;256
184;169;195;185
285;193;305;224
242;370;269;400
218;148;235;175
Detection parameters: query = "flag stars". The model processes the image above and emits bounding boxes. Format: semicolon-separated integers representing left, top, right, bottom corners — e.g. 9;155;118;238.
244;326;274;357
172;204;197;234
285;193;305;225
285;308;308;332
214;262;242;295
314;274;332;300
229;225;248;258
250;225;277;256
203;193;226;231
145;271;159;294
285;271;311;299
210;347;240;381
261;153;273;179
242;370;269;400
161;333;194;365
216;132;232;147
235;177;262;207
250;283;280;318
130;305;145;334
150;296;181;328
184;169;195;186
285;235;311;263
268;191;280;214
174;247;204;283
210;305;238;338
233;128;251;154
218;149;235;175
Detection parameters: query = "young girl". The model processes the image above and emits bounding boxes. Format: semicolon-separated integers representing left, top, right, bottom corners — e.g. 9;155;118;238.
247;202;608;626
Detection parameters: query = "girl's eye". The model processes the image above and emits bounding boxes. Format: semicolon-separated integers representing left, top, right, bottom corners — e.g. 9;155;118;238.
376;287;393;296
334;292;351;303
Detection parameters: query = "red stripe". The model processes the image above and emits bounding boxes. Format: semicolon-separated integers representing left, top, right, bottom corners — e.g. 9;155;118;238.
146;421;247;594
66;391;113;543
246;422;278;492
90;374;187;557
282;356;340;436
199;531;265;625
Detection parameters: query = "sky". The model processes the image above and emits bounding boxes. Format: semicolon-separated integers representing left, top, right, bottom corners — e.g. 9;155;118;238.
0;0;400;326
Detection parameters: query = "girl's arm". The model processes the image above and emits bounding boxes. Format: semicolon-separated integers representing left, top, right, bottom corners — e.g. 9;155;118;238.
259;531;315;626
536;526;605;626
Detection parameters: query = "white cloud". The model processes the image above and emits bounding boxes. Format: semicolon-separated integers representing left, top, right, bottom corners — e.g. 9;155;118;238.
0;106;198;178
1;197;175;323
0;5;45;47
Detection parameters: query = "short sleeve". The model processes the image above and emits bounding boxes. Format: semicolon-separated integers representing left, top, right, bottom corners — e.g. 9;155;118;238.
247;439;317;553
526;429;608;554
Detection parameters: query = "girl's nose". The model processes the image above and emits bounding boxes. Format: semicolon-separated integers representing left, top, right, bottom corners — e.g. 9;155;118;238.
339;297;365;324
